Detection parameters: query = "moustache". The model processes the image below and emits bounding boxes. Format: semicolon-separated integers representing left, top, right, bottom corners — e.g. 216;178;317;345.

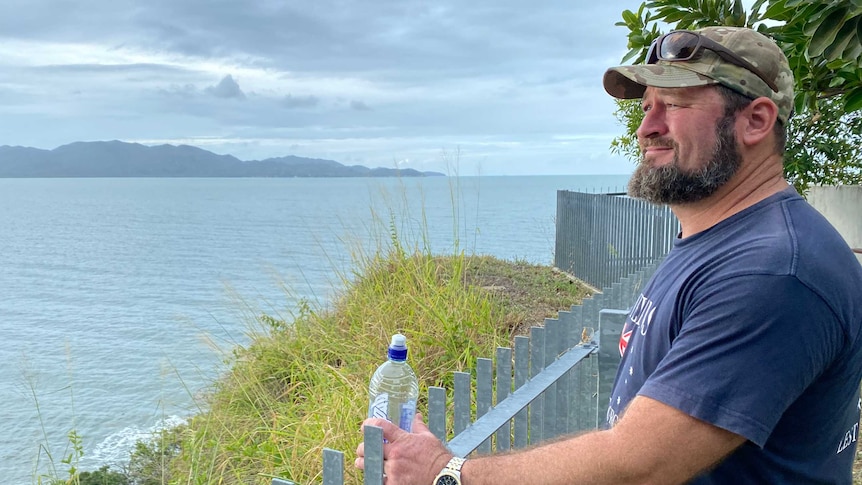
639;140;677;165
640;139;676;151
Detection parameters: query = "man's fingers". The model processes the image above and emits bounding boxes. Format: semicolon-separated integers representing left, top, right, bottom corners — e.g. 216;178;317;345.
411;413;431;434
362;417;405;442
357;418;399;471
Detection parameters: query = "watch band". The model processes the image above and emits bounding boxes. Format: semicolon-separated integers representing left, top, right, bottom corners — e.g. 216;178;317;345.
433;456;466;485
444;456;466;473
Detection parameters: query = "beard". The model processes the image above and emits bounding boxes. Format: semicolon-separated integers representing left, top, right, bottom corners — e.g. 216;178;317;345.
627;113;742;205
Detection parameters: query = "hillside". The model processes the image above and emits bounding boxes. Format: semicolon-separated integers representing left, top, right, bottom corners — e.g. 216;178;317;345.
0;141;445;178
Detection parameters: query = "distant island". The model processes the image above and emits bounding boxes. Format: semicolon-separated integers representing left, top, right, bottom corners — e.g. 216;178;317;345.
0;141;445;178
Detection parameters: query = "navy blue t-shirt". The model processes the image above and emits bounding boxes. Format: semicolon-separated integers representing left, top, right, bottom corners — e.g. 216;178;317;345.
608;188;862;483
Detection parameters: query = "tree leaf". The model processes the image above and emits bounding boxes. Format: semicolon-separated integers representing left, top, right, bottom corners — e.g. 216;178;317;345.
842;22;862;61
763;0;793;22
804;4;841;33
732;0;745;18
750;0;769;17
706;0;718;22
621;48;642;64
663;10;689;23
622;9;640;28
844;88;862;112
823;16;859;61
809;8;849;57
794;93;807;119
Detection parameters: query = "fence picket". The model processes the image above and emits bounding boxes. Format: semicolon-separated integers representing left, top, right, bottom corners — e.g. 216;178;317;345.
323;449;344;485
363;426;384;485
513;336;530;449
495;347;513;450
477;358;493;453
454;372;471;435
544;318;561;438
429;386;447;441
529;326;545;443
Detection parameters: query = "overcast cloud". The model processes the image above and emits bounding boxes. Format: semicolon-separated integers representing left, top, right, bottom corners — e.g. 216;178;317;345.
0;1;638;175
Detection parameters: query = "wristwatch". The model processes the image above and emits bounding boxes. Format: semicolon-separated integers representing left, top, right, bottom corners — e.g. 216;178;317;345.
433;456;466;485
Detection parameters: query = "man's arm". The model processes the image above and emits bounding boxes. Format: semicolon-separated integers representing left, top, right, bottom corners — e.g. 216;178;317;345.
357;395;745;485
461;395;745;485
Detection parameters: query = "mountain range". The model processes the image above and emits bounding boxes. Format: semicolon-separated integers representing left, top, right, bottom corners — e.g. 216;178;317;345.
0;141;444;178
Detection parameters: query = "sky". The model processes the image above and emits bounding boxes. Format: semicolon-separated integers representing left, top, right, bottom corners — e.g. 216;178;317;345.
0;1;639;176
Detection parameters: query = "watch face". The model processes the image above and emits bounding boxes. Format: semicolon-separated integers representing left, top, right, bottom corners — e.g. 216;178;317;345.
436;476;459;485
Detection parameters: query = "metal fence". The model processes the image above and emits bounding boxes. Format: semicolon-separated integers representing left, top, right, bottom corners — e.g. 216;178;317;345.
273;262;661;485
272;191;675;485
555;191;679;290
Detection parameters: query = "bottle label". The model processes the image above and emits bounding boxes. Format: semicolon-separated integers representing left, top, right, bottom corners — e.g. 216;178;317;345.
369;393;389;420
398;399;417;431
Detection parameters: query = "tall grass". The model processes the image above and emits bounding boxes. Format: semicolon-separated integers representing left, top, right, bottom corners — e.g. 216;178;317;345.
28;345;88;485
124;174;591;484
167;204;515;483
163;175;496;483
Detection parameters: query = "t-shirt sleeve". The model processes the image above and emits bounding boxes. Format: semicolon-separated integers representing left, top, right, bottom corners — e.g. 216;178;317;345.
638;274;844;447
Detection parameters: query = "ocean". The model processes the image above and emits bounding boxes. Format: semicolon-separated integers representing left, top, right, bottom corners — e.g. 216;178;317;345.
0;174;629;482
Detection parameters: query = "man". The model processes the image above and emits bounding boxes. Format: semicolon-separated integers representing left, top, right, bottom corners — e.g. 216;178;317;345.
356;26;862;484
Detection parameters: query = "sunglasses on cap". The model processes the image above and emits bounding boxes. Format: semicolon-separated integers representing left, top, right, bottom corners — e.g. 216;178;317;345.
646;30;779;93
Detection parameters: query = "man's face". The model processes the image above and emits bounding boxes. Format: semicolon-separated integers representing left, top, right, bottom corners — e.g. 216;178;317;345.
627;86;742;205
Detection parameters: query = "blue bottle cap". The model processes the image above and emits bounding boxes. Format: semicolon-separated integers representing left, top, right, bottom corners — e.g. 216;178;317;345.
388;333;408;361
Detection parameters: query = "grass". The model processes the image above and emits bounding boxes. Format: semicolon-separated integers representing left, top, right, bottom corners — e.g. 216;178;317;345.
151;226;592;484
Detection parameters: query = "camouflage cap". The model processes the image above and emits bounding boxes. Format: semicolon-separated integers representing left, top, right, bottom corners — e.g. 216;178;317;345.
603;26;794;125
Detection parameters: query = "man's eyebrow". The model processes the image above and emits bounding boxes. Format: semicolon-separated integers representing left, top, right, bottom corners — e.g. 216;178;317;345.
657;87;709;103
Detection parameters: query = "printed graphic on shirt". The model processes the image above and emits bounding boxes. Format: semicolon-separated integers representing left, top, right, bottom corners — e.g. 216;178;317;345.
619;294;657;357
607;403;620;427
837;397;862;455
608;293;660;429
619;327;632;357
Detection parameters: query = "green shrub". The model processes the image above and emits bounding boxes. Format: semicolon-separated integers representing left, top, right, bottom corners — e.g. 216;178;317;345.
77;466;129;485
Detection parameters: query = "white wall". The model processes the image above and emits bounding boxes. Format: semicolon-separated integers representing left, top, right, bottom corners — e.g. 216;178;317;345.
807;185;862;266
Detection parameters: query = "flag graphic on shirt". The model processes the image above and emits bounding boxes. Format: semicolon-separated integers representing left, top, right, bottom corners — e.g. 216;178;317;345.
619;323;633;357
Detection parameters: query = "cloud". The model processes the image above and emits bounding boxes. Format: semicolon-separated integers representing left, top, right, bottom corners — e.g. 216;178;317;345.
206;75;245;99
159;83;199;98
0;2;635;175
282;94;320;109
350;100;371;111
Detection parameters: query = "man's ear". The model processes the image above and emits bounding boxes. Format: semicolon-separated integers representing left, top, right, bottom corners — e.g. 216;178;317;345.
739;97;778;147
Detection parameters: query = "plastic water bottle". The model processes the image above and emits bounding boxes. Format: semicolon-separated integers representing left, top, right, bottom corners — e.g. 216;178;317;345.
367;333;419;432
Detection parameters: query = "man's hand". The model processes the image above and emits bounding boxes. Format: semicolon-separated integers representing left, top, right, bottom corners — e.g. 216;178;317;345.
355;413;453;485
